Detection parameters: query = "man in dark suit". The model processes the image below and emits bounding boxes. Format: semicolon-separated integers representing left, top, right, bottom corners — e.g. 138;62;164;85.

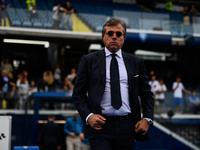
73;18;154;150
39;115;61;150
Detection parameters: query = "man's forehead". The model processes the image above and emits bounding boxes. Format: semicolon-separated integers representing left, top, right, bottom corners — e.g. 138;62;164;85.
105;24;123;30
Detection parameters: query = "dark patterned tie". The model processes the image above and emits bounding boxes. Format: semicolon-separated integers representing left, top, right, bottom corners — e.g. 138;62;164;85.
110;54;122;110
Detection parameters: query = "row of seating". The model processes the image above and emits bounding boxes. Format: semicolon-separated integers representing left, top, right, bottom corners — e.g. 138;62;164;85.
4;0;200;36
7;8;54;28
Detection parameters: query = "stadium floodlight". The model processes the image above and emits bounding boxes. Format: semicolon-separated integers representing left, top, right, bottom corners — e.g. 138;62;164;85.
3;39;50;48
135;49;171;61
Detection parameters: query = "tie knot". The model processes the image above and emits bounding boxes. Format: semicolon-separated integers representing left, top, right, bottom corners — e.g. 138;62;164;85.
111;54;117;58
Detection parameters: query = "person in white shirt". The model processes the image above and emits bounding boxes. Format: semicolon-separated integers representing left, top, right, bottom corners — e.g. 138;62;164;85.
52;2;64;29
66;68;77;86
148;75;159;95
54;63;61;82
27;80;38;109
18;77;30;109
172;76;190;113
155;79;167;114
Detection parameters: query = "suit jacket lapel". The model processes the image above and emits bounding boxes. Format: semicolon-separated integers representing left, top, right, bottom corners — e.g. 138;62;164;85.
96;49;106;86
122;52;135;111
122;52;134;82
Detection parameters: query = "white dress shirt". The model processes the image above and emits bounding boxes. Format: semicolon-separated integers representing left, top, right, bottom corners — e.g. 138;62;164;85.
100;48;131;116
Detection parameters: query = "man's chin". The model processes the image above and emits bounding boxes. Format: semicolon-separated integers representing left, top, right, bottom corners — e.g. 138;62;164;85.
108;47;119;53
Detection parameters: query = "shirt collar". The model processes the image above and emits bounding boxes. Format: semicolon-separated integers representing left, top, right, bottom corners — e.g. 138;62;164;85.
105;47;122;58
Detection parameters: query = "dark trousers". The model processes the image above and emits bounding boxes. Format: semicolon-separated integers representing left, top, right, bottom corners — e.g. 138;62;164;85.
53;20;60;29
89;114;135;150
42;141;57;150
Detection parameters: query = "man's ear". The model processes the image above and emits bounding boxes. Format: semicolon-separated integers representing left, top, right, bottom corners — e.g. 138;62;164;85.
102;36;105;46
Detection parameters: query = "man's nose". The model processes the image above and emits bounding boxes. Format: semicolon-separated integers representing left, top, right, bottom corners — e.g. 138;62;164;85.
112;33;117;39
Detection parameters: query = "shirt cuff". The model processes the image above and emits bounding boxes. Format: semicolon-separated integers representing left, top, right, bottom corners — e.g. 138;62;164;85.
143;118;153;122
85;113;94;125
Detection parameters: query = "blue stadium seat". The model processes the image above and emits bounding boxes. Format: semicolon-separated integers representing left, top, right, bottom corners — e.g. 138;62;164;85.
11;20;22;26
43;21;53;28
23;20;32;27
33;20;43;28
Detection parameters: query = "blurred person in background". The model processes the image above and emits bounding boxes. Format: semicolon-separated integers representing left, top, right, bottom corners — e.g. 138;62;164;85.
183;6;190;25
64;112;80;150
26;0;36;12
27;80;37;109
173;76;191;113
54;63;61;83
66;68;76;86
22;70;29;82
0;0;9;26
36;71;47;109
63;1;74;30
76;115;90;150
61;77;73;110
63;77;73;92
40;114;61;150
28;80;37;96
60;61;69;81
2;58;13;75
155;79;167;114
43;70;64;92
7;72;16;109
17;74;30;109
189;90;200;114
0;69;9;109
0;70;16;109
149;75;159;96
16;73;24;88
190;4;198;24
30;5;38;20
37;71;47;92
166;0;172;12
16;71;29;90
42;70;64;109
52;2;64;29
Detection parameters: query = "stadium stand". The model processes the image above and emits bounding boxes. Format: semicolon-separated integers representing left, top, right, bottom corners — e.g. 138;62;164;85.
4;0;199;36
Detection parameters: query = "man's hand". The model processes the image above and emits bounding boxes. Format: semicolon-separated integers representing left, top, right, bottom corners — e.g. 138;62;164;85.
135;119;149;135
88;114;106;130
69;132;75;137
79;133;85;141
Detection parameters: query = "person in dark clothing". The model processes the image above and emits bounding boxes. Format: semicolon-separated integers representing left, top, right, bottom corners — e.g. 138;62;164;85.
0;0;9;26
63;1;74;30
37;71;47;92
1;69;9;109
42;70;64;92
30;5;38;20
7;72;16;108
190;4;198;24
40;115;61;150
40;70;64;109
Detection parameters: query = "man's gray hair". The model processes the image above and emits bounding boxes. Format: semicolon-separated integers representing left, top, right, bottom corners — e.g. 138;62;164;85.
102;18;127;38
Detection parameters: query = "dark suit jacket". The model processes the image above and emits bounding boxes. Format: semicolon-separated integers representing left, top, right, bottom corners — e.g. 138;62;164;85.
40;121;60;148
73;49;154;141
